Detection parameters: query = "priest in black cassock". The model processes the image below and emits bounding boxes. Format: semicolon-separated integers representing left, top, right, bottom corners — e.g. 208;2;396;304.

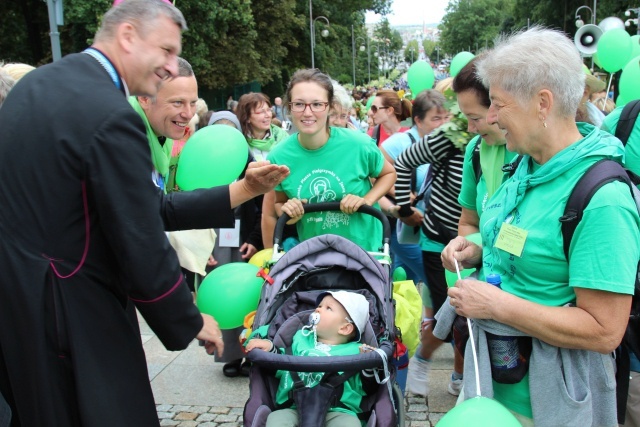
0;0;289;426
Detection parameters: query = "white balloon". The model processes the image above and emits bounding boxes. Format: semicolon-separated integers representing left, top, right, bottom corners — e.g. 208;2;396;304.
598;16;626;33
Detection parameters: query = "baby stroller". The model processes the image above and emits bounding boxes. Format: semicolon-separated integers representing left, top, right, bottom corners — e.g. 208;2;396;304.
244;202;406;427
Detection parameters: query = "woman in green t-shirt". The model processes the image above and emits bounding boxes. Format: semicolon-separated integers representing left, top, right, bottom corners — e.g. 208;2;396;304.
441;27;639;426
268;69;396;252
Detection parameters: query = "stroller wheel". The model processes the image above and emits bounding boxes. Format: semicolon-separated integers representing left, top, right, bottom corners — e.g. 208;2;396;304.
392;382;406;427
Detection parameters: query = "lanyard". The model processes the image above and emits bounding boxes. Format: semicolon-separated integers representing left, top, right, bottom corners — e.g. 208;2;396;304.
82;47;123;90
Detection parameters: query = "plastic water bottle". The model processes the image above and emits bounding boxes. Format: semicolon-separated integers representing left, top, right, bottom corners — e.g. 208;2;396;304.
486;273;502;289
485;274;521;379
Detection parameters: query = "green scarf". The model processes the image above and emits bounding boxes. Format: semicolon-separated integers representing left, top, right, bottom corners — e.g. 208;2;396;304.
484;122;624;253
247;124;288;152
479;140;508;199
129;97;174;177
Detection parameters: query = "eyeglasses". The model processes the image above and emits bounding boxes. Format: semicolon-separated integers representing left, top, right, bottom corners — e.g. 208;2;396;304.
289;102;329;112
252;109;272;116
370;105;390;114
329;113;349;120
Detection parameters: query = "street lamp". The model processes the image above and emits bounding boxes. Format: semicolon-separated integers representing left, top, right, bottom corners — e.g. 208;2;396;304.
373;45;381;81
575;1;597;28
626;7;640;35
351;26;368;86
309;0;330;68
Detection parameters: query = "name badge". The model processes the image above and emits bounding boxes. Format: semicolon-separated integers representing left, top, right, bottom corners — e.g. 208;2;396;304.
219;220;241;247
494;222;528;257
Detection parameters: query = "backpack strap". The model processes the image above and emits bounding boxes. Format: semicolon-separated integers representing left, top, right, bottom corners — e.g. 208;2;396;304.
558;159;639;261
615;99;640;146
373;125;381;145
471;137;482;184
501;154;524;177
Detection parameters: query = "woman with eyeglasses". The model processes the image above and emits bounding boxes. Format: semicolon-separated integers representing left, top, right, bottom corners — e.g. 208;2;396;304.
329;80;358;131
266;69;396;252
367;89;412;146
236;92;289;161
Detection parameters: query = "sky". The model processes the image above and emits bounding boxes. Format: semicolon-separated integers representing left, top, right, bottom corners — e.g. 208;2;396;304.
365;0;449;26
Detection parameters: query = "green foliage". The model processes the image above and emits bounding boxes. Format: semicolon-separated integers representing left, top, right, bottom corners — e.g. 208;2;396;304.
439;0;516;55
422;39;437;60
439;88;472;151
404;39;420;64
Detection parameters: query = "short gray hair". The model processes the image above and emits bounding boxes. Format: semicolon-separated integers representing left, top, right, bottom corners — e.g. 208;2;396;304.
0;68;16;107
476;26;584;118
175;56;194;78
331;80;353;111
142;57;194;103
95;0;187;42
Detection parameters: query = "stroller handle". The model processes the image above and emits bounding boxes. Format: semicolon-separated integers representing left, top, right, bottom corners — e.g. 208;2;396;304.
273;202;391;247
246;340;394;373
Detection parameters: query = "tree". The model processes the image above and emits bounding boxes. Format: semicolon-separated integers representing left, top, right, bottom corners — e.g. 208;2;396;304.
422;39;437;61
372;18;402;78
404;39;420;64
439;0;515;55
0;0;393;90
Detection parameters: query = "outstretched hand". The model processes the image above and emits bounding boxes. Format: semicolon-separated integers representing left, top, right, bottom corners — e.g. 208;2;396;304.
242;161;290;196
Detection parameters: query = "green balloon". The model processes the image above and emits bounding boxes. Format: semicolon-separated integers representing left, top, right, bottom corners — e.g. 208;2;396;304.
393;267;407;282
176;125;248;191
596;28;632;73
449;51;475;77
438;397;521;427
196;263;263;329
630;35;640;62
407;60;435;95
444;233;482;288
619;55;640;102
593;51;602;68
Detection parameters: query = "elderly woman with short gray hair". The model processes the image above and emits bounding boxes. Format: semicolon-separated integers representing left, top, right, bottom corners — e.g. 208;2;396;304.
441;27;639;426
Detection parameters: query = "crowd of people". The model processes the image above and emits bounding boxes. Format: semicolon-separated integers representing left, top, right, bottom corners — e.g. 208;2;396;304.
0;0;639;426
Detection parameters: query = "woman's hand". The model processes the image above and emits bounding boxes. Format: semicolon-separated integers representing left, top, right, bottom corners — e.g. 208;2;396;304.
441;236;483;271
448;278;504;319
281;198;307;224
245;338;273;352
340;194;370;215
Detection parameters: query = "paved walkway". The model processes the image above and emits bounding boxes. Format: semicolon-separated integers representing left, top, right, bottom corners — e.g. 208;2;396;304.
142;316;457;426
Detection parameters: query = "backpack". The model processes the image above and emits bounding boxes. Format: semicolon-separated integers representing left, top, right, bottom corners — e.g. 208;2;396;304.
557;100;640;424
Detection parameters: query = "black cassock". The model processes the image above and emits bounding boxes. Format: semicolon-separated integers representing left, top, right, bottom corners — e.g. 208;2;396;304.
0;53;236;426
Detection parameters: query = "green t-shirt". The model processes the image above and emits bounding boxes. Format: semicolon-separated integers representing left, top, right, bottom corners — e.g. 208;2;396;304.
268;127;384;252
601;105;640;178
274;330;365;417
479;124;639;416
458;135;517;214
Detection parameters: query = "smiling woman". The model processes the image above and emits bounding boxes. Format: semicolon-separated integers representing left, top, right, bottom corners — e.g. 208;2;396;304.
265;68;397;252
440;27;639;426
236;92;289;162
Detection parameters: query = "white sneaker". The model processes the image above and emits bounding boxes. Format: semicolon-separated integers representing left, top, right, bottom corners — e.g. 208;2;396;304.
406;356;430;396
447;374;463;396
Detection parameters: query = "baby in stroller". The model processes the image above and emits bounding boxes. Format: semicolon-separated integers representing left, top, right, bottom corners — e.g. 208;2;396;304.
246;290;376;427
